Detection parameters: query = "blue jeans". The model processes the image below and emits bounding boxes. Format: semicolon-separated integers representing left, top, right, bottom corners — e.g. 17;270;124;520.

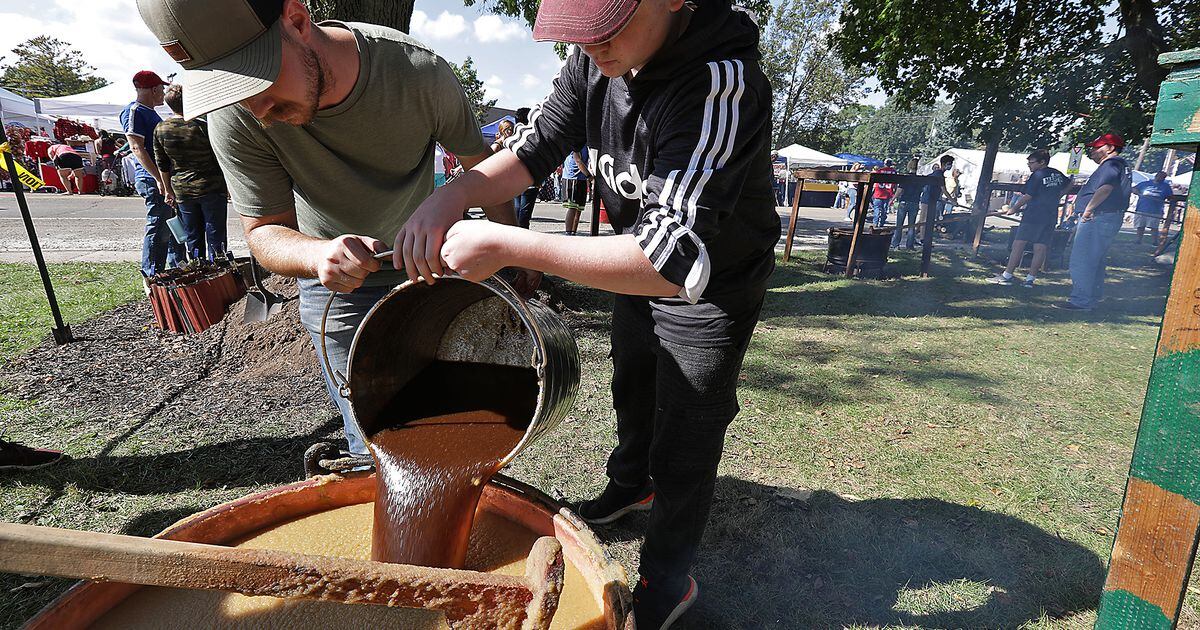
1068;212;1123;308
845;188;859;219
891;200;919;248
297;278;398;454
136;177;184;276
872;198;890;227
515;187;539;229
177;193;228;261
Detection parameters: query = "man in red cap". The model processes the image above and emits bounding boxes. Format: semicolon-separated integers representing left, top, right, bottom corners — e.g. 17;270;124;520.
400;0;778;626
1057;132;1132;310
120;70;184;279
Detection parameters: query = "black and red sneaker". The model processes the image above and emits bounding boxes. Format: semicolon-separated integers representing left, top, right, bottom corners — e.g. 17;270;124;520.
0;439;66;471
574;480;654;525
634;574;698;629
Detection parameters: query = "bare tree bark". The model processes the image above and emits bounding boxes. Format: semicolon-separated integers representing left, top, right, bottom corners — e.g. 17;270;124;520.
307;0;417;33
1116;0;1168;97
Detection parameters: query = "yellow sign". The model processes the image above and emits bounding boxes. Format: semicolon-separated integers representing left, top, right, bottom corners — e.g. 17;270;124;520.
0;142;45;191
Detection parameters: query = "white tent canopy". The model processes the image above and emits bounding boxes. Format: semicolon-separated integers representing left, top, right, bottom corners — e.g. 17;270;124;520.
0;87;51;129
924;148;1102;204
35;82;172;132
776;143;848;168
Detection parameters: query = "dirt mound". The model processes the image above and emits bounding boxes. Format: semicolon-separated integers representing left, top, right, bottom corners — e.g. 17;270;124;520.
215;275;319;380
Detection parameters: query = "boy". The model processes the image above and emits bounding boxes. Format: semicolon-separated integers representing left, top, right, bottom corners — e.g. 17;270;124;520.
395;1;778;626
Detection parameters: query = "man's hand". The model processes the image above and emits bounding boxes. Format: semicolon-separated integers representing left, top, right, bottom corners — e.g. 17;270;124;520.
165;191;177;207
395;187;467;285
318;235;386;292
1081;210;1095;223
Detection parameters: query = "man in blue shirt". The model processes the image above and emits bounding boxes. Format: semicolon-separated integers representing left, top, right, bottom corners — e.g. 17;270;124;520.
1133;171;1174;245
561;146;591;235
988;150;1069;287
1058;133;1132;311
120;70;184;279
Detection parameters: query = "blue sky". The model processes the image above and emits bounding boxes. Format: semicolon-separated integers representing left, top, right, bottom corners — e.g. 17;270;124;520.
0;0;884;110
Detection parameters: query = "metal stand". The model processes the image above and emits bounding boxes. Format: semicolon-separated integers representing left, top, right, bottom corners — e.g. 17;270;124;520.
1;123;74;345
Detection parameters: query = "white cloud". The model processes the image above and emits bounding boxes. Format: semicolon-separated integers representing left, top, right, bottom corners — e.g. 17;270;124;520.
483;74;505;101
473;15;527;43
411;10;467;42
520;74;542;89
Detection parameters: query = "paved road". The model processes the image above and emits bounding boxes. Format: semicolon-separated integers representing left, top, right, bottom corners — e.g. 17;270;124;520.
0;191;860;264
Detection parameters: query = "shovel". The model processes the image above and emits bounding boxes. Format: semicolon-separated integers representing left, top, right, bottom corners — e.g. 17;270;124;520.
243;255;288;323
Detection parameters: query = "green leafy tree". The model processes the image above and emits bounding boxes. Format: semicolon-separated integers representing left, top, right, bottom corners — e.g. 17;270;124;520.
307;0;417;31
842;100;975;163
449;56;497;125
0;36;108;99
762;0;863;149
833;0;1103;214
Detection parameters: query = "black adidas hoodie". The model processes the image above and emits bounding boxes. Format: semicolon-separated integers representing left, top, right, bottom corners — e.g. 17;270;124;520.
506;0;779;345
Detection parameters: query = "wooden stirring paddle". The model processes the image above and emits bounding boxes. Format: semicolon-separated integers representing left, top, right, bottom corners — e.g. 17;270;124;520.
0;522;562;630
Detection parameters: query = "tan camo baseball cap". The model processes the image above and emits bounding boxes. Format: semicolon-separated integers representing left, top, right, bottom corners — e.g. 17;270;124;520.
136;0;285;120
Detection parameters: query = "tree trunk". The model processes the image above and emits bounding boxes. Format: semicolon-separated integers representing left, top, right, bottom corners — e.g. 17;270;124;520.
1116;0;1169;97
970;133;1000;250
307;0;416;32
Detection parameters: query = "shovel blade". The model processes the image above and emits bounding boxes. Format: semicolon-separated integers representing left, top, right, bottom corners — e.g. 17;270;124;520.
242;290;287;323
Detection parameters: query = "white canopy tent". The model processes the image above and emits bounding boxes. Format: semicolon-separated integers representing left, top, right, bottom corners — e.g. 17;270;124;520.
0;87;52;130
924;148;1102;204
776;143;848;169
35;82;172;132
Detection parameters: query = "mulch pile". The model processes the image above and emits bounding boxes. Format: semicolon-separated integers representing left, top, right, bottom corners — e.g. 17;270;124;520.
2;275;324;422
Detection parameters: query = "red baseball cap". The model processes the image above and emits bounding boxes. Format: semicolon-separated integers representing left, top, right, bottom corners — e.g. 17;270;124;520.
132;70;169;89
1086;133;1125;150
533;0;640;45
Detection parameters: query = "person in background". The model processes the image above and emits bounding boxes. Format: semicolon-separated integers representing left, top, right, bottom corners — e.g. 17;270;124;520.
942;167;961;217
491;119;515;153
152;84;229;261
916;154;953;244
843;162;863;220
48;143;86;195
891;173;923;249
1132;171;1173;245
121;70;184;278
562;146;591;235
770;152;784;206
988;150;1069;287
96;130;119;171
1057;133;1132;311
433;143;448;187
871;160;896;227
513;108;541;229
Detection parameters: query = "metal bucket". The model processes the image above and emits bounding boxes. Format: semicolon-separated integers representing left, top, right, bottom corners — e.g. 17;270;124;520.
321;273;580;466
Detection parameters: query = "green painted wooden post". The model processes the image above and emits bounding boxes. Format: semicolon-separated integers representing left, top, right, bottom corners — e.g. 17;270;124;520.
1096;47;1200;630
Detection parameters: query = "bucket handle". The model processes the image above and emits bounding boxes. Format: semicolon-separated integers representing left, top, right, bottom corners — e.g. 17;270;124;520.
316;260;543;399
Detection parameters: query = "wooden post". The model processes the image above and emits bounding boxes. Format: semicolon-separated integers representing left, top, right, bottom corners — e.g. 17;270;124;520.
844;180;871;277
783;176;805;262
1096;47;1200;630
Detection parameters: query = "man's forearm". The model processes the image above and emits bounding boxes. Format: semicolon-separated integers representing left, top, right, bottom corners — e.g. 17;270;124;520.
507;230;679;297
244;223;327;278
132;147;161;183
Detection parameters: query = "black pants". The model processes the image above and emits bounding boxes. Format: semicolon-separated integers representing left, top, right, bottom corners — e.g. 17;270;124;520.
607;294;760;588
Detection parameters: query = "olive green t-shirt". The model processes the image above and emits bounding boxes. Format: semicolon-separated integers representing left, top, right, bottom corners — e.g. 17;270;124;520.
208;22;489;243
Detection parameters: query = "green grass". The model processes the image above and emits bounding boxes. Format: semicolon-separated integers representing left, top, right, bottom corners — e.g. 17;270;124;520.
0;232;1189;628
0;262;142;363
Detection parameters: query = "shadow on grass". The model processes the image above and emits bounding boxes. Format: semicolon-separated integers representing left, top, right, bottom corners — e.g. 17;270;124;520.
671;477;1104;629
767;232;1171;326
2;417;343;502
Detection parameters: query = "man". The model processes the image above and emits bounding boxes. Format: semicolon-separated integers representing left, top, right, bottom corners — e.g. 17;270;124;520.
121;70;184;278
1132;171;1174;245
135;0;514;455
988;150;1069;287
917;154;954;243
890;174;923;249
871;160;896;227
1057;133;1132;311
153;84;229;260
398;1;779;626
561;146;591;234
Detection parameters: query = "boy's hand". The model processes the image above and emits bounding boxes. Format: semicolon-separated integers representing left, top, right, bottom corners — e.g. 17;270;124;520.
395;188;467;284
441;220;521;283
